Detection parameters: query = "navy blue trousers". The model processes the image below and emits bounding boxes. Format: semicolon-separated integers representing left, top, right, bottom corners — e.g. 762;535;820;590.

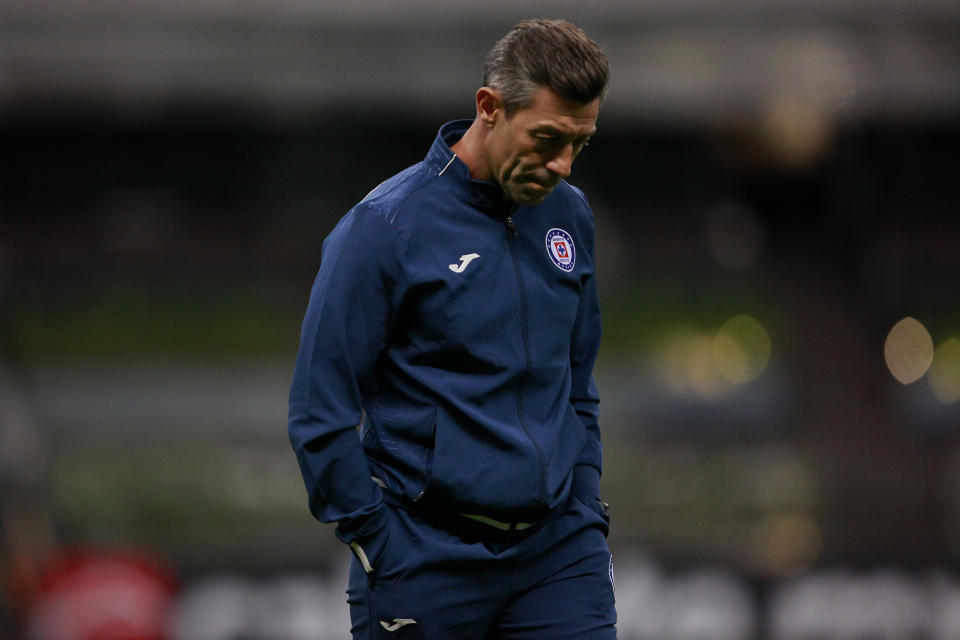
346;492;616;639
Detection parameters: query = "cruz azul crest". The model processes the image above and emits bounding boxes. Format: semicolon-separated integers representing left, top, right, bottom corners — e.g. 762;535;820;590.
545;228;576;272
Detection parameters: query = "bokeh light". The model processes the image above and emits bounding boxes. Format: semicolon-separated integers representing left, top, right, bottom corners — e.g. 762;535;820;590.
658;316;772;400
761;93;833;169
884;317;934;385
660;330;733;400
929;338;960;405
713;315;772;385
750;514;823;577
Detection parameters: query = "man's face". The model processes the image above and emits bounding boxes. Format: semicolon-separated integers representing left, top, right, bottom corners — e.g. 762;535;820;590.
485;86;600;206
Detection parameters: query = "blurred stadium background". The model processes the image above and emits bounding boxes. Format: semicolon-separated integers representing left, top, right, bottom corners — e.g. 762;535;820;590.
2;0;960;638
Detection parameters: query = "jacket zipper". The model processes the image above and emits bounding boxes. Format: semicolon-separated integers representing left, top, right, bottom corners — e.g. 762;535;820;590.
505;214;546;506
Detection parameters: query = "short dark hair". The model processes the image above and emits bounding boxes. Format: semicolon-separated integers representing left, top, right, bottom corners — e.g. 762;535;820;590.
482;18;609;117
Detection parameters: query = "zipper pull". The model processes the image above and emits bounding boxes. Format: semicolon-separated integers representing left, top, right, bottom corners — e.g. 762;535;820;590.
505;216;518;235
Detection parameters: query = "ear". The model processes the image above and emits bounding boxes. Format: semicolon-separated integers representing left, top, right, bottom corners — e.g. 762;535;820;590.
476;87;502;127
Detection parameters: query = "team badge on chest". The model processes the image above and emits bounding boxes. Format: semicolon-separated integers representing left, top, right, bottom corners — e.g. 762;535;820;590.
545;228;576;272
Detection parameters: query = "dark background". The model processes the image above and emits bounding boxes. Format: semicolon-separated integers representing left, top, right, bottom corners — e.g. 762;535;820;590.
2;2;960;638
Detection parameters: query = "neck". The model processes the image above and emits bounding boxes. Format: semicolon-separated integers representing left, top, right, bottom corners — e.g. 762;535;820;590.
449;118;493;182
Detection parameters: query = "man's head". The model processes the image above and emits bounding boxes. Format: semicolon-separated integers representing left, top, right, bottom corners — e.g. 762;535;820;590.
468;19;609;205
483;18;609;118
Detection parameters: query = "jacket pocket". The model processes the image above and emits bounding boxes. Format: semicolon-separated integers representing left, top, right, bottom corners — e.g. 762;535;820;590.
349;518;390;577
412;407;438;503
363;401;437;502
415;404;543;516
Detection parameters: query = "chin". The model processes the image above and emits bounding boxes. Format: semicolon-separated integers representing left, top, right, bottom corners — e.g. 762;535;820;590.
511;195;545;206
509;186;551;206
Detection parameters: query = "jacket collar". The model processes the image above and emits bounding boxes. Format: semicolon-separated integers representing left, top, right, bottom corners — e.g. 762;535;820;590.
426;120;514;216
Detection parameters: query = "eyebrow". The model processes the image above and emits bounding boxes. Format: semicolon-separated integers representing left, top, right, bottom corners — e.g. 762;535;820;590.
531;124;597;139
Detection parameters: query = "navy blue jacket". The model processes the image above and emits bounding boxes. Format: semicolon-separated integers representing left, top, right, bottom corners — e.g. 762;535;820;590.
289;120;603;545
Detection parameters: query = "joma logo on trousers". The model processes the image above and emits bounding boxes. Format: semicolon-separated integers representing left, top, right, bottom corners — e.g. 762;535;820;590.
380;618;417;631
449;253;480;273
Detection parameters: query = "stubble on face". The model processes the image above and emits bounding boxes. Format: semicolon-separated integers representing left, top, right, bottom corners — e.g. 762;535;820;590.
499;161;555;205
490;87;600;206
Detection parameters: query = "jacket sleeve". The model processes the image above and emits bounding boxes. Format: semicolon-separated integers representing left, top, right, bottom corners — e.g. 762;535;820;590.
288;204;404;545
570;213;603;499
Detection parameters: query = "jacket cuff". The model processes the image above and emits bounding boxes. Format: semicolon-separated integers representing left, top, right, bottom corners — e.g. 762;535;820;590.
572;463;601;500
334;502;387;545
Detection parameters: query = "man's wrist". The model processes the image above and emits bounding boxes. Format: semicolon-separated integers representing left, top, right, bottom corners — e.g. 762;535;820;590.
572;463;601;500
334;502;387;545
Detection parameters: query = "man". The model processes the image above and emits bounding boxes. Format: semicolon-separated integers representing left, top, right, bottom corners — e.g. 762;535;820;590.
289;18;614;639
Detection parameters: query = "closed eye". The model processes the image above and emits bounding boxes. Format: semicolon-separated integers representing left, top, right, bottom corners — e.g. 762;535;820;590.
533;134;591;153
534;134;562;146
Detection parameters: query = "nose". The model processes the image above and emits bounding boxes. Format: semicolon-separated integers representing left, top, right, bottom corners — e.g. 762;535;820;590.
545;144;574;179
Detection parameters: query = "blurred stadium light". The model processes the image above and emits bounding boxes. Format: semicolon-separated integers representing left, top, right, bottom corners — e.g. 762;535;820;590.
885;317;934;385
929;338;960;405
714;315;772;386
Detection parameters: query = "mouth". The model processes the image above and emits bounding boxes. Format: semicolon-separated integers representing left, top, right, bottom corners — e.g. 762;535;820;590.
505;172;558;203
515;184;553;205
525;178;557;192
